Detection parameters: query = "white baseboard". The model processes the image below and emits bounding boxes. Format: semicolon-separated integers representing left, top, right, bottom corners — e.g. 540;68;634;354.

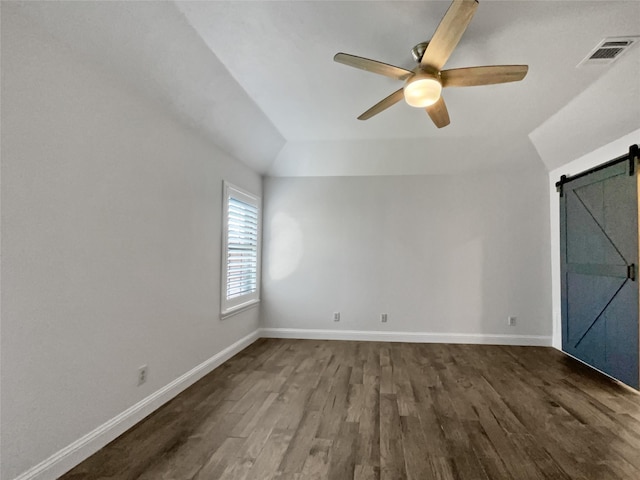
259;328;552;346
12;329;261;480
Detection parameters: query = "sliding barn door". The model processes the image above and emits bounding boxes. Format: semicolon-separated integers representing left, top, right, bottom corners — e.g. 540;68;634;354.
560;160;639;389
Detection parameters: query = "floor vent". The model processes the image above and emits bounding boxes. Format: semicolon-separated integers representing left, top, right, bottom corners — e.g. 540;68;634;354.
578;36;639;67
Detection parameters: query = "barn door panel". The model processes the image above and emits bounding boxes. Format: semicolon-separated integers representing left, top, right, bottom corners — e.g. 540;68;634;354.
560;159;639;389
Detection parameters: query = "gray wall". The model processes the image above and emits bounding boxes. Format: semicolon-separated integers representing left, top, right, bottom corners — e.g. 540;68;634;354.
1;12;261;480
262;171;552;338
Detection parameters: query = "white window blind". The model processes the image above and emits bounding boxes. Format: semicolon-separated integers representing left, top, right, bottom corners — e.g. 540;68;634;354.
221;182;261;316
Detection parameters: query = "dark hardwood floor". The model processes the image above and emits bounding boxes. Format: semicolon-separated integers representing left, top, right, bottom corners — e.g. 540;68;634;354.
60;339;640;480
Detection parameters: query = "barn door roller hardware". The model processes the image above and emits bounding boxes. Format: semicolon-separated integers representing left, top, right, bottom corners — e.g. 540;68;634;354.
629;144;639;176
556;144;640;197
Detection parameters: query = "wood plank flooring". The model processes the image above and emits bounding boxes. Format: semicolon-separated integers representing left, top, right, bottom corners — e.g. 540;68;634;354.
60;339;640;480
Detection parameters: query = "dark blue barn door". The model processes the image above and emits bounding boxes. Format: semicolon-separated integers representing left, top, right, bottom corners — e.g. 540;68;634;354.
560;159;639;389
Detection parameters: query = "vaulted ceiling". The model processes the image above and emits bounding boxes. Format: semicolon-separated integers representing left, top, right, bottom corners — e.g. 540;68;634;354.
8;1;640;176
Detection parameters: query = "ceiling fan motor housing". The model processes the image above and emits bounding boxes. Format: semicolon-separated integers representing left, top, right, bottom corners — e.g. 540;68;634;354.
411;42;430;63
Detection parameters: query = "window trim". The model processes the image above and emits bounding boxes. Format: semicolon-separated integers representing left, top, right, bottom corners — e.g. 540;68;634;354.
221;181;261;318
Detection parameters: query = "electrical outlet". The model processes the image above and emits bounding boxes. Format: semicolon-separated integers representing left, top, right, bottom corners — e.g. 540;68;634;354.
381;313;388;323
138;365;148;386
333;312;340;322
508;316;517;326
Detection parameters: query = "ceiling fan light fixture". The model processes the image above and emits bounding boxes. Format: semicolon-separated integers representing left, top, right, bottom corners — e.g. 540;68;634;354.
334;0;527;127
403;73;442;108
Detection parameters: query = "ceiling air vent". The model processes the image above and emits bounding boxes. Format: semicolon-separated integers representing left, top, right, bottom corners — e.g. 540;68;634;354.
578;36;639;66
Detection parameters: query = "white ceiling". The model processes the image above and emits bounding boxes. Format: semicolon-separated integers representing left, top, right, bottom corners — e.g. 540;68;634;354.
7;1;640;176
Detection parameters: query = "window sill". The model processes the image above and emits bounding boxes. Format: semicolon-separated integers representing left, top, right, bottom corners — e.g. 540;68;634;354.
220;299;260;320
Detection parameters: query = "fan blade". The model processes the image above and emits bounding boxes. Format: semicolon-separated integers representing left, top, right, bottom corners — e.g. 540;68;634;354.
334;53;413;81
421;0;479;70
358;88;405;120
442;65;528;87
426;96;450;128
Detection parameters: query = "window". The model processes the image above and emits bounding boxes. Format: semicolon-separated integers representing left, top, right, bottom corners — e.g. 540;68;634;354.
221;181;261;317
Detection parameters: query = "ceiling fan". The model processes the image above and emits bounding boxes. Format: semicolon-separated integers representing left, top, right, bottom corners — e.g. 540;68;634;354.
334;0;528;128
